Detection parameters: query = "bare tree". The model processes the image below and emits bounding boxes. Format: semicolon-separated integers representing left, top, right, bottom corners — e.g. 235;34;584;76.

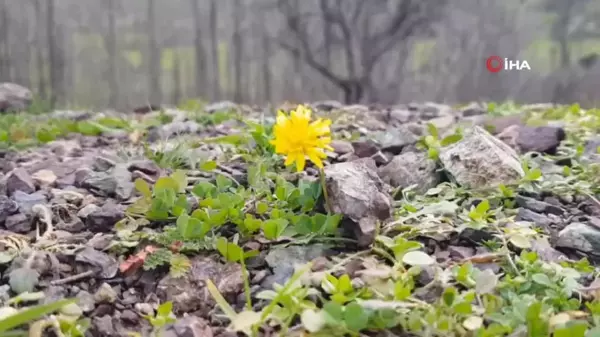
190;0;206;98
104;0;119;108
232;0;244;102
32;0;46;100
0;0;10;82
209;0;221;100
147;0;162;105
276;0;445;103
46;0;57;107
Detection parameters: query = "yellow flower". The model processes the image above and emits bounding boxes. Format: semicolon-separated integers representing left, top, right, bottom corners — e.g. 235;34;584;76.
270;104;334;172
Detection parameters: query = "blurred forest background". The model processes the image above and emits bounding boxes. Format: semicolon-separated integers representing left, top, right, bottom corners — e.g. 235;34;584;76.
0;0;600;110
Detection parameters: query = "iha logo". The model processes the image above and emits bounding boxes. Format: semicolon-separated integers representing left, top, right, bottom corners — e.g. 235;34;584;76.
486;56;531;73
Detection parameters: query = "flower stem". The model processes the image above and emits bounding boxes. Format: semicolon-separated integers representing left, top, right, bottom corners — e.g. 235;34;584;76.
319;168;332;214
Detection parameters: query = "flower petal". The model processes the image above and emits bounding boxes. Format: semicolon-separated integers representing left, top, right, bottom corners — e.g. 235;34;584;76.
295;154;306;172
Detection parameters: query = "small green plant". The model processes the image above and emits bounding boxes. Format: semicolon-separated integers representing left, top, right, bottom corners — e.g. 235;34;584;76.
417;123;463;160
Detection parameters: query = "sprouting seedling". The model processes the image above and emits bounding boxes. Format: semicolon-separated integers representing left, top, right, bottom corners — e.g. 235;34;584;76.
418;123;463;160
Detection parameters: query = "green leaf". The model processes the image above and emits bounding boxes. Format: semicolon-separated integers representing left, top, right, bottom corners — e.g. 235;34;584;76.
216;175;233;191
262;218;289;240
170;170;188;193
171;195;189;217
154;177;179;194
157;301;173;317
216;237;244;262
426;123;439;138
256;202;268;214
526;168;542;181
440;134;462;146
531;273;553;288
475;199;490;214
322;301;344;324
427;147;439;160
442;287;457;306
0;299;75;333
344;302;369;331
206;280;237;320
200;160;217;171
192;181;216;198
134;178;152;198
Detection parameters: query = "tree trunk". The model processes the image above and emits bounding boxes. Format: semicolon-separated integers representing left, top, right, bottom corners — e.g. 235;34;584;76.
262;32;272;103
105;0;119;108
33;0;46;100
53;23;66;107
147;0;162;105
172;51;182;104
0;0;11;82
191;0;206;98
232;0;243;103
46;0;57;107
209;0;220;100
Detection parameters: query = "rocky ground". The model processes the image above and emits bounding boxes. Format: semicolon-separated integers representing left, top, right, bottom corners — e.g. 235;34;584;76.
2;98;600;337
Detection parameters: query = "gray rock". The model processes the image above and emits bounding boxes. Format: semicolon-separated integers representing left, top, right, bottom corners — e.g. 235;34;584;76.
324;158;393;246
515;195;564;215
556;222;600;255
76;290;96;313
264;244;329;287
120;310;138;324
312;100;342;111
93;157;116;172
92;315;116;337
515;208;555;229
31;169;57;186
84;202;124;233
75;247;119;278
48;139;82;157
0;195;18;224
373;126;419;154
204;100;238;113
531;238;567;263
128;160;160;176
0;82;32;112
112;164;134;200
42;286;68;304
330;140;354;155
378;152;440;193
4;213;31;233
497;125;566;155
82;172;117;197
351;140;379;158
77;204;100;218
94;283;118;303
12;191;47;216
5;168;35;195
157;257;243;314
460;102;487;117
162;316;213;337
439;126;524;188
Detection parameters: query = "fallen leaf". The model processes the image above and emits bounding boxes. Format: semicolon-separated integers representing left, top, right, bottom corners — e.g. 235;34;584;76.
475;269;499;294
301;309;326;333
462;253;503;264
402;251;435;266
509;234;531;249
463;316;483;330
119;245;158;274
